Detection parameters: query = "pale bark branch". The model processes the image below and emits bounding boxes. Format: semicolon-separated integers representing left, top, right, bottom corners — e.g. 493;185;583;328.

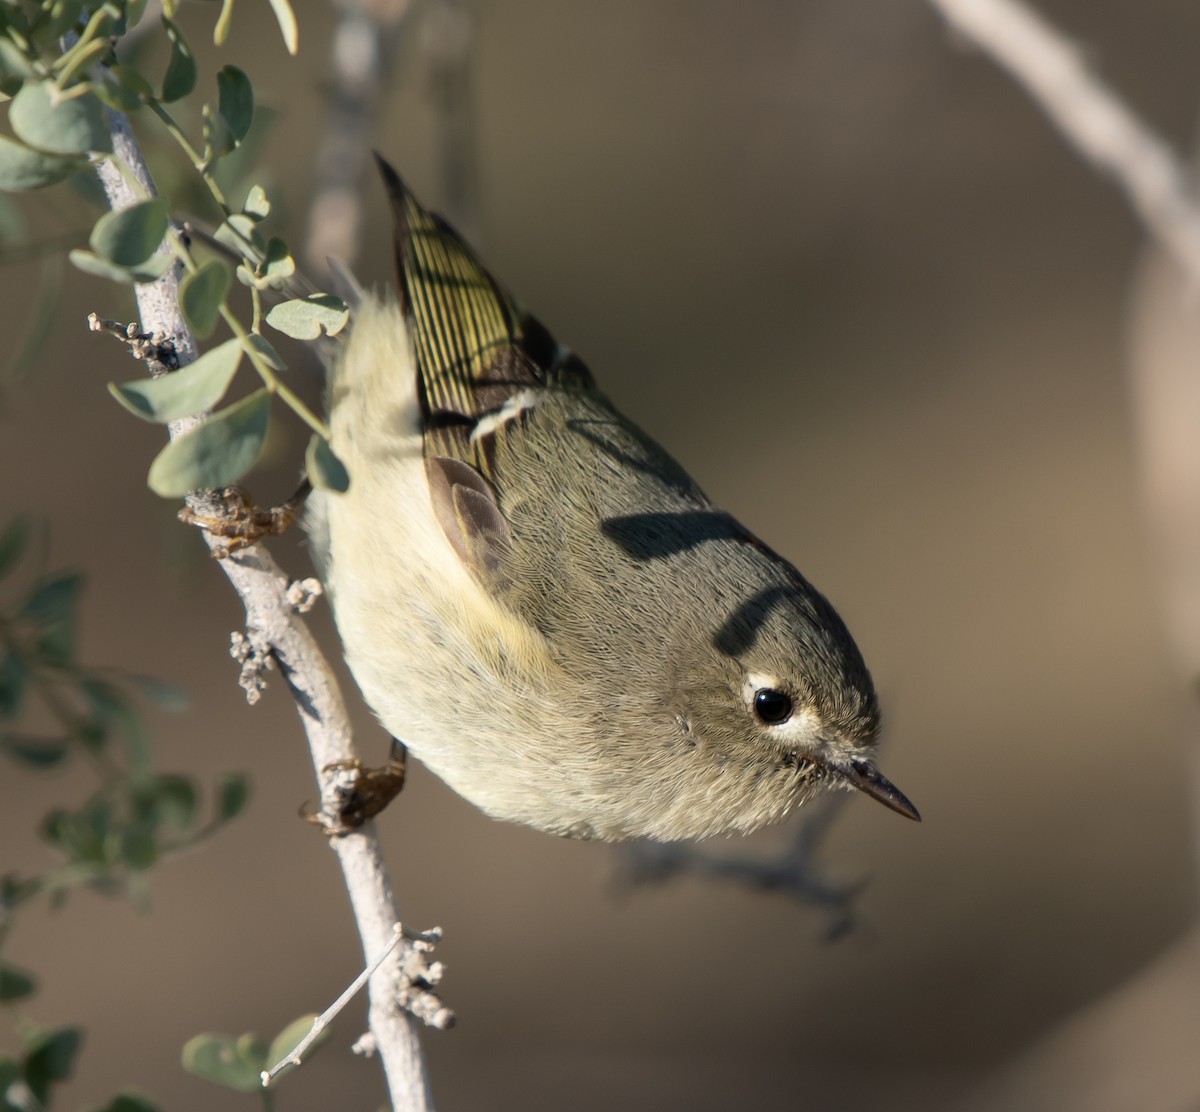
94;109;437;1112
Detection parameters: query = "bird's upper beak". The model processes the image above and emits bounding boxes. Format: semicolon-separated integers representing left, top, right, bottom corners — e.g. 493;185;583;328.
837;759;921;821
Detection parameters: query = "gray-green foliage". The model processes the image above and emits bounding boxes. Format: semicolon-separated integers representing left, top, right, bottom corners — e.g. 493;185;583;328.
0;515;251;1112
182;1013;331;1096
0;3;339;1106
0;0;348;500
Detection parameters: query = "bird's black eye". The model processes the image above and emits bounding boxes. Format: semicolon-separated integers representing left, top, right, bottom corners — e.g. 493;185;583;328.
753;688;793;725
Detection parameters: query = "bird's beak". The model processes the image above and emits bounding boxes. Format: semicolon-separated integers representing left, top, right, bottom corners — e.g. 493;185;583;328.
837;759;921;821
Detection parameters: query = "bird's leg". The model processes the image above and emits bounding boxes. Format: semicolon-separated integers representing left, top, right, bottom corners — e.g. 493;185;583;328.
179;478;312;558
302;738;408;837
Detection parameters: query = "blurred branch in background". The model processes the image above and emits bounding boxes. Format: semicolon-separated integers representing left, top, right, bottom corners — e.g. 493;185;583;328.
419;0;479;241
928;0;1200;285
305;0;413;278
305;0;479;277
618;794;861;941
959;926;1200;1112
925;0;1200;1108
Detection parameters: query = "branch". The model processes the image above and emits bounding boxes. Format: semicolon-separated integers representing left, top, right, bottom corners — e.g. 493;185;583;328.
304;0;413;278
93;110;438;1111
618;794;861;940
926;0;1200;284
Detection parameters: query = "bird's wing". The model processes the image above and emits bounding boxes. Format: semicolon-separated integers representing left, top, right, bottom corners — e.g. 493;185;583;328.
378;154;601;584
378;155;593;466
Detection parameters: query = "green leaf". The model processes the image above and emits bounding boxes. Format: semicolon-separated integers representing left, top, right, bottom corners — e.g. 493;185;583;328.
216;66;252;144
89;200;169;267
306;435;349;493
9;81;111;155
0;653;26;716
266;295;349;340
113;0;151;34
259;237;294;289
0;964;35;1002
94;64;153;113
125;674;190;711
243;184;270;221
0;39;36;82
151;774;198;831
42;798;116;865
1;735;71;768
179;260;230;339
89;1093;162;1112
214;213;263;259
181;1032;266;1093
215;773;249;823
265;1013;328;1081
0;515;31;579
111;64;153;100
0;1057;21;1112
29;0;88;42
201;102;232;164
118;823;158;870
21;572;81;667
0;135;86;192
20;571;81;624
69;248;173;285
109;338;243;423
161;17;196;103
146;389;270;497
22;1027;83;1103
266;0;298;54
243;333;285;371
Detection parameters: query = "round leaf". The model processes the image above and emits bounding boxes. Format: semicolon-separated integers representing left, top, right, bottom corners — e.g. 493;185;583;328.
0;514;31;579
23;1027;83;1097
216;66;253;143
0;135;86;192
265;295;349;340
181;1033;265;1094
89;199;169;267
70;248;174;285
243;184;270;221
305;434;349;493
0;964;35;1002
118;823;158;870
151;774;198;831
264;1013;330;1083
146;388;270;497
10;82;111;155
161;17;196;103
109;338;243;423
92;1093;162;1112
215;772;250;822
179;260;231;339
243;333;286;370
1;736;72;768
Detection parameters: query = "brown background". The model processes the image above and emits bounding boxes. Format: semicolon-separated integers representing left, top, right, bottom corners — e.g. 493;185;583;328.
2;1;1198;1109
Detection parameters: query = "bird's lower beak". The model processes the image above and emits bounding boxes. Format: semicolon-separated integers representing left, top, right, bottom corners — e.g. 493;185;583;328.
837;760;921;821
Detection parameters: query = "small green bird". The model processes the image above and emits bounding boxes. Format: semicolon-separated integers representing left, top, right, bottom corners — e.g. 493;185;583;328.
306;157;918;841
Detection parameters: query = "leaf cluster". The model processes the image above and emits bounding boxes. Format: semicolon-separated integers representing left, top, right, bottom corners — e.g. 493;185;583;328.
0;0;350;499
0;516;250;1111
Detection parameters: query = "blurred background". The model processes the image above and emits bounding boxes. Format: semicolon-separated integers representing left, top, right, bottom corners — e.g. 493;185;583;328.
2;0;1199;1109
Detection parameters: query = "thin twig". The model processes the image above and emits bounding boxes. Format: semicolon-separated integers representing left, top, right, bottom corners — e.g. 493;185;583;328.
927;0;1200;284
92;109;437;1112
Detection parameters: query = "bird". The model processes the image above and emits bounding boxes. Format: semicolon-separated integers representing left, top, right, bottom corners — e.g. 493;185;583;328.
304;156;919;842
